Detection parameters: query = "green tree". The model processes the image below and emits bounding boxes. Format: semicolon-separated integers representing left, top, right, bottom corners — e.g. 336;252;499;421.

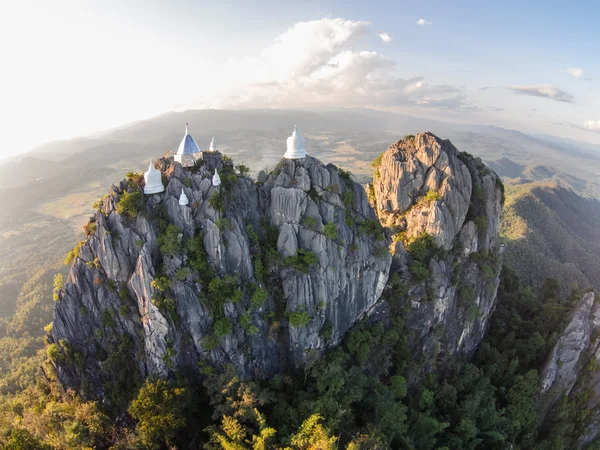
287;414;338;450
129;378;190;449
158;224;181;256
116;189;143;217
3;429;52;450
52;273;63;301
324;223;338;240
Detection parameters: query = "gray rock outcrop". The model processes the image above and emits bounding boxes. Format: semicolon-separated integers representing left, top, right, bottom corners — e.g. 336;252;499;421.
372;132;504;372
50;131;504;402
51;152;391;396
538;291;600;448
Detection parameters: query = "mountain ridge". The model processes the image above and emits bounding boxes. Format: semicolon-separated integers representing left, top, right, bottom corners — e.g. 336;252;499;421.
49;131;504;401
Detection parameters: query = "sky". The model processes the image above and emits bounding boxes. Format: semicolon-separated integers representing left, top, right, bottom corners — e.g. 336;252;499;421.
1;0;599;158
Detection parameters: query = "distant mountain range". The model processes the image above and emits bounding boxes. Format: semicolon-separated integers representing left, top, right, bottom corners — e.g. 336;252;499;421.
4;108;599;189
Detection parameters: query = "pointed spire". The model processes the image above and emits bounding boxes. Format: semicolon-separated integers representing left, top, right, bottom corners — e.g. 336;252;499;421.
176;122;200;158
293;124;297;134
148;158;154;171
209;137;217;152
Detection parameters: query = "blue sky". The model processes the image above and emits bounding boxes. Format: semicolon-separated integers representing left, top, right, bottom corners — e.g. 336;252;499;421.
1;0;599;157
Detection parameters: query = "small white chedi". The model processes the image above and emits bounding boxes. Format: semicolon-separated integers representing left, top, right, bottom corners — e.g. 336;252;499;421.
143;159;165;194
174;123;201;167
283;125;307;159
209;137;217;152
212;168;221;187
179;188;189;206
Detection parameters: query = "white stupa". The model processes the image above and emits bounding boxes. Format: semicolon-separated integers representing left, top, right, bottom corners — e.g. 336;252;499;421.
175;123;201;167
212;169;221;187
143;159;165;195
179;188;189;206
283;125;307;159
209;137;218;152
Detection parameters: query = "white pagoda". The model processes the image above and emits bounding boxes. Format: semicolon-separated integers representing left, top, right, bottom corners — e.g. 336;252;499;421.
143;159;165;194
212;169;221;187
175;123;201;167
179;188;189;206
283;125;307;159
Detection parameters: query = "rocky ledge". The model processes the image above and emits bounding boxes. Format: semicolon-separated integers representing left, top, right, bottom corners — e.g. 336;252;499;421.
539;291;600;447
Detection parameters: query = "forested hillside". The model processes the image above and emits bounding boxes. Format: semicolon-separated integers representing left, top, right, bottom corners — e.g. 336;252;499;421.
501;182;600;292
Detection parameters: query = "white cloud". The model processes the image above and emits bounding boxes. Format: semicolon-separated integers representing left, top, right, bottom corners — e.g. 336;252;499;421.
404;80;424;93
566;68;584;78
508;85;574;103
209;18;472;112
583;120;600;132
379;32;391;43
417;18;432;25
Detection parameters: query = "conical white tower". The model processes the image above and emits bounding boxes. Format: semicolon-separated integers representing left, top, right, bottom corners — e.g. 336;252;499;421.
284;125;307;159
179;187;189;206
143;159;165;194
212;168;221;187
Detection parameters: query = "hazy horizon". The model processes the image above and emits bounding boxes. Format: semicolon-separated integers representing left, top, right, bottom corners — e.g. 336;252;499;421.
3;105;600;166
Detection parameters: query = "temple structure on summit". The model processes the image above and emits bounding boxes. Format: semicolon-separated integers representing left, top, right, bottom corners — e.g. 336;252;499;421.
143;159;165;194
212;169;221;187
175;123;201;167
283;125;307;159
143;123;306;195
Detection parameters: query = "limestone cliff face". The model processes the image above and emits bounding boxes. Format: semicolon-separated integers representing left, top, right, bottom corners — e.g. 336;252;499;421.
51;152;390;395
538;292;600;447
372;132;504;371
50;131;503;400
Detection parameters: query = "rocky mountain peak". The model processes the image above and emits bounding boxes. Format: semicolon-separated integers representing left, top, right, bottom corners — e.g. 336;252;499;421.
373;131;502;253
50;132;504;404
51;149;391;397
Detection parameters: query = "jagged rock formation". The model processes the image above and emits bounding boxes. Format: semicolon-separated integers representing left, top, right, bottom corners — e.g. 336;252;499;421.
539;291;600;447
372;132;504;371
50;131;504;402
51;152;390;397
